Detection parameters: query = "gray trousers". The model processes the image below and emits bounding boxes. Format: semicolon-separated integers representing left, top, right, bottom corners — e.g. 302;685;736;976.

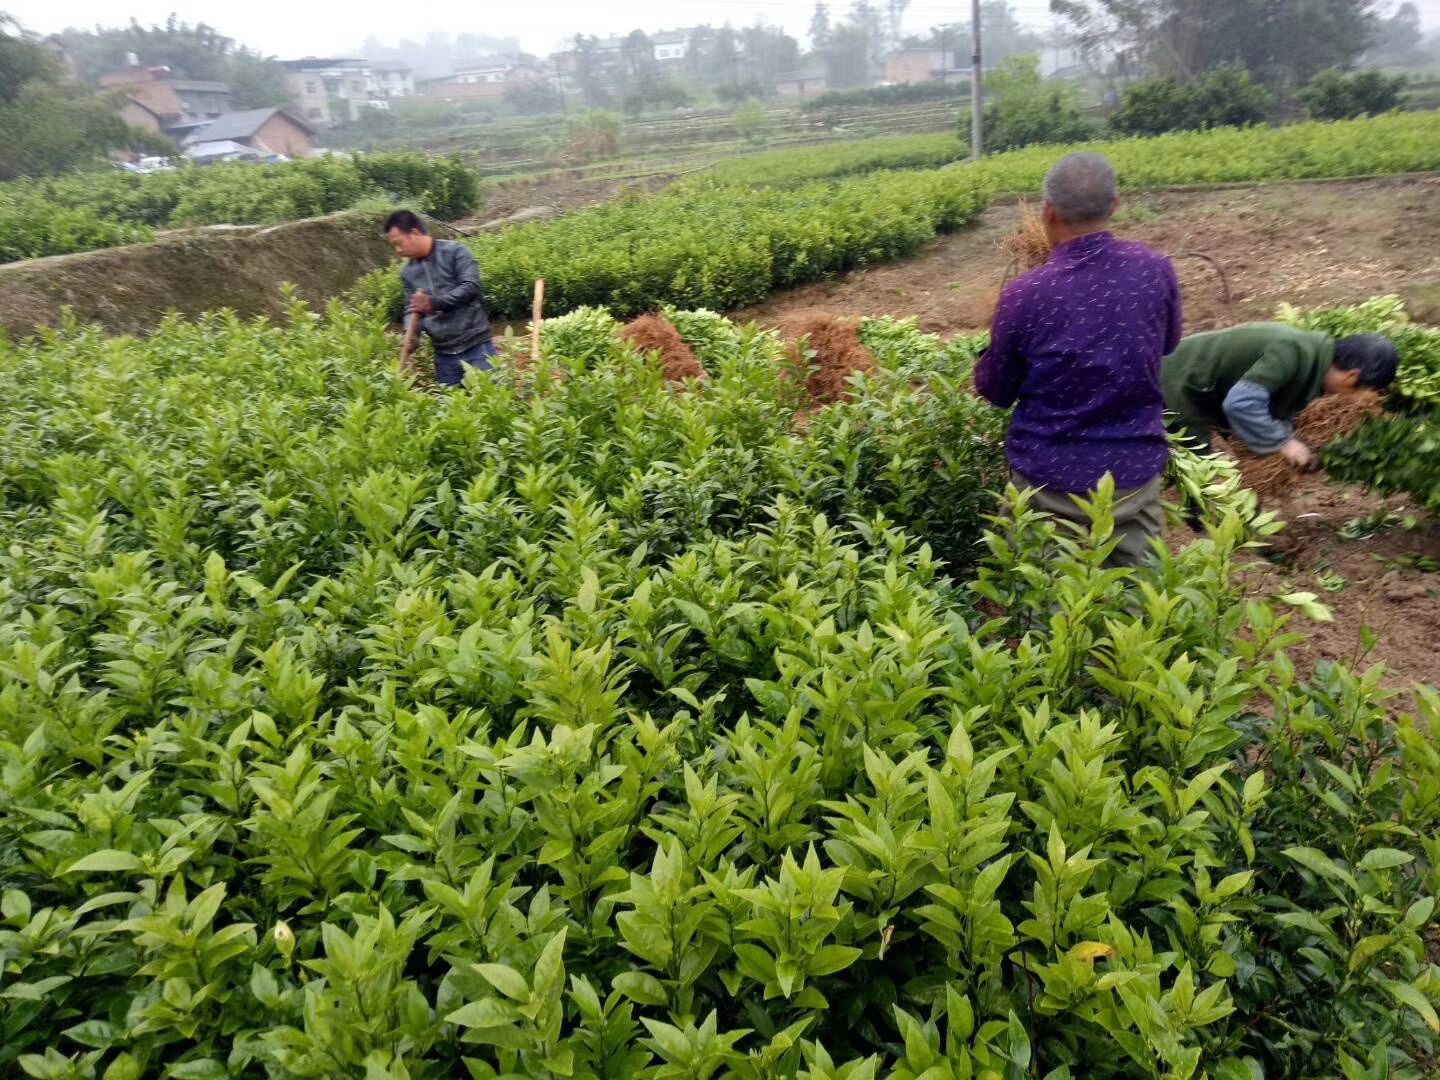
1010;470;1164;568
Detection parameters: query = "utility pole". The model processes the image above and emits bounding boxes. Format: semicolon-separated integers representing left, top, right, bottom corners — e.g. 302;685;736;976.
969;0;983;160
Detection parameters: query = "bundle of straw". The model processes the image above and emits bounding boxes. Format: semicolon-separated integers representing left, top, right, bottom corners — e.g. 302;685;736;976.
1225;390;1386;501
1002;203;1052;277
1293;389;1385;445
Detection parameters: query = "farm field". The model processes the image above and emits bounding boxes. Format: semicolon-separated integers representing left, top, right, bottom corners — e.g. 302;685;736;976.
3;109;1440;1078
331;100;967;181
3;294;1440;1077
353;112;1440;326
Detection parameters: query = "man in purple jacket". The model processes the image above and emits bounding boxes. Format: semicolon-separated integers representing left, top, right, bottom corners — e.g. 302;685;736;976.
975;152;1182;567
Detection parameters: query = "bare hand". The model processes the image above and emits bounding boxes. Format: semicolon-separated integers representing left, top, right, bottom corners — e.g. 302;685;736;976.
409;292;432;314
1278;438;1316;471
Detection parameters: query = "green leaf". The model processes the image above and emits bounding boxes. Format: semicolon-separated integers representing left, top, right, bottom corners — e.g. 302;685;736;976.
1347;934;1398;973
613;971;669;1007
533;928;568;999
1355;848;1413;872
3;975;74;1001
1281;846;1357;892
250;964;281;1007
473;963;531;1003
62;1020;115;1049
167;1061;229;1079
446;997;522;1029
2;888;31;921
1382;978;1440;1034
1403;895;1435;930
1277;592;1333;622
63;850;143;874
807;945;862;977
104;1053;143;1080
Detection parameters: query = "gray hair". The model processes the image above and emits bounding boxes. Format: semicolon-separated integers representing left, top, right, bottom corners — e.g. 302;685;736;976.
1042;152;1117;225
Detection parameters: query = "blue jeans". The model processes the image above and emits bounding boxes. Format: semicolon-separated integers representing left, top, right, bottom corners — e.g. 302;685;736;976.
435;339;497;386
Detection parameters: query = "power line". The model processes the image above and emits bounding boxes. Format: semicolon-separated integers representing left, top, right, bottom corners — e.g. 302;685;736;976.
619;0;1055;13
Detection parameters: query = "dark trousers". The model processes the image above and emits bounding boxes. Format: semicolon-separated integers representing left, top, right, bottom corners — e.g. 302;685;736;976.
1011;469;1165;568
435;339;497;386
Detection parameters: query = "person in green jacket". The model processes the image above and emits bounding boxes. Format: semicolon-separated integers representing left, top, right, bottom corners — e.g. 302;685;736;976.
1161;323;1398;469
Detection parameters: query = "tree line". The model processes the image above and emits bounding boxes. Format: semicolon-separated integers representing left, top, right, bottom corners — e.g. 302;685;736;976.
0;14;175;181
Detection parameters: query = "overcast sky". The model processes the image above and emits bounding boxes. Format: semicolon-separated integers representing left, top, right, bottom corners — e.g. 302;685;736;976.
9;0;1440;59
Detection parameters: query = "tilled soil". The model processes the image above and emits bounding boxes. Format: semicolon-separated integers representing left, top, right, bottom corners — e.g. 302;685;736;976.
733;175;1440;335
1235;478;1440;714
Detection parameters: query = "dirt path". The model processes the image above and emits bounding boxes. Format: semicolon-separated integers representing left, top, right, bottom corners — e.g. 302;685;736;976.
733;175;1440;335
734;174;1440;711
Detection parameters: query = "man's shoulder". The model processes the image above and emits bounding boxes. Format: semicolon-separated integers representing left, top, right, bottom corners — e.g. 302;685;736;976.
1109;237;1173;267
437;237;477;265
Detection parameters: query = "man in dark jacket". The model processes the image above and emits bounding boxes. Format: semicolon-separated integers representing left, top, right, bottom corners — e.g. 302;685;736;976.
1161;324;1398;468
384;209;495;386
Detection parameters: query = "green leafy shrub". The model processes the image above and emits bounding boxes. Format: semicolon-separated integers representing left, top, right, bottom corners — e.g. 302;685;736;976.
1;301;1437;1077
705;132;968;187
801;80;970;111
0;198;151;263
731;99;770;145
0;151;480;264
353;167;988;320
963;110;1440;192
1108;65;1271;137
973;54;1095;152
1322;410;1440;509
539;304;621;362
1301;68;1408;121
659;304;744;366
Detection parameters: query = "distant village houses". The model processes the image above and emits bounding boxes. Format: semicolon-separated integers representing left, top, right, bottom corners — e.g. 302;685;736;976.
650;30;691;63
882;48;968;85
417;61;549;102
774;70;827;97
100;59;231;143
183;107;316;162
371;61;416;99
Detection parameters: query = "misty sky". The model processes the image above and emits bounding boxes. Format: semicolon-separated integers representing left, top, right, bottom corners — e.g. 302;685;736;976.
9;0;1439;60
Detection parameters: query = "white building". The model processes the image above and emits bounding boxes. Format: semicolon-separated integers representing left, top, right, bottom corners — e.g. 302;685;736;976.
652;31;690;63
371;61;415;99
284;58;388;125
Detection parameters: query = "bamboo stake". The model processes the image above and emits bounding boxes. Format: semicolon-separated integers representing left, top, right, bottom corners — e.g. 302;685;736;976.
531;278;545;364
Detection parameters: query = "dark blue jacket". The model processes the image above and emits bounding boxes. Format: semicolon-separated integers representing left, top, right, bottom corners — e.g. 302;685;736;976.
399;239;492;354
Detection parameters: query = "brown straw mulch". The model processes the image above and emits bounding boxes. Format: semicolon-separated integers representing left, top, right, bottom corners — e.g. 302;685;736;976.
1224;440;1300;501
1225;389;1386;500
775;312;876;406
618;314;707;383
1293;389;1385;445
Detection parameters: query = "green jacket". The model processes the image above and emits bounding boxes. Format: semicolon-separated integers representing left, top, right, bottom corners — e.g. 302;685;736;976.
1161;323;1332;449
